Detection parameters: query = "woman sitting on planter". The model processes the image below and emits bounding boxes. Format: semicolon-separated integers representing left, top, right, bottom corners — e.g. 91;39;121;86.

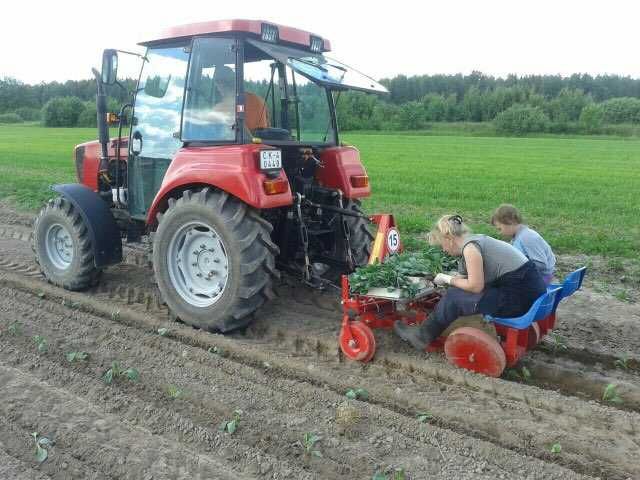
393;214;546;351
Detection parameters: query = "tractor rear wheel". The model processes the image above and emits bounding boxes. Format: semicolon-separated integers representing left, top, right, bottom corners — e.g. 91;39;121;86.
33;197;102;290
342;199;374;267
153;188;279;332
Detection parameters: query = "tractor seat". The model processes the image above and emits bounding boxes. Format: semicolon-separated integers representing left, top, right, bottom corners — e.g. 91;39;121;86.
245;92;270;131
484;287;562;329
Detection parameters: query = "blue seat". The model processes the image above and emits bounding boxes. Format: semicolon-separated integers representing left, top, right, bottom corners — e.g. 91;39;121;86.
548;267;587;312
484;287;563;329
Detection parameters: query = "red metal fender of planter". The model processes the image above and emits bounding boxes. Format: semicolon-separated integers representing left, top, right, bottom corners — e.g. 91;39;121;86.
339;321;376;363
444;327;506;378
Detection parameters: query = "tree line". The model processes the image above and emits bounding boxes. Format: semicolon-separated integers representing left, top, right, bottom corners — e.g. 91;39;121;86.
2;72;640;134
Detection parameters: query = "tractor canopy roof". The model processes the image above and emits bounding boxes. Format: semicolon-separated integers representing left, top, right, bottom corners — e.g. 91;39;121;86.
139;19;331;52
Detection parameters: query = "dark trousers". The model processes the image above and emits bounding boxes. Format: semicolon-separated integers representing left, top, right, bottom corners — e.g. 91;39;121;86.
419;288;483;340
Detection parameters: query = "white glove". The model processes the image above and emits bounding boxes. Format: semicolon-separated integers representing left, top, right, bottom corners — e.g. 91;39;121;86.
433;273;453;286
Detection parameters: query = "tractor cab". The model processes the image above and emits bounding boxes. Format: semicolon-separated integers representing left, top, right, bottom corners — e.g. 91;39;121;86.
35;20;388;333
110;20;387;219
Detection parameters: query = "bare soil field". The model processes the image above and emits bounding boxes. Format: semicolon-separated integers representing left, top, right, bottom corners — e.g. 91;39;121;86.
0;205;638;480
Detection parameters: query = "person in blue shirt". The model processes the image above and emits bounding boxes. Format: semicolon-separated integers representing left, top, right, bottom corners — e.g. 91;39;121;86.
491;204;556;284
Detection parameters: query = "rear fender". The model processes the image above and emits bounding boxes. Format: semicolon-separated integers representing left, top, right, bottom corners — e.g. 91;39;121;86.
52;184;122;267
316;146;371;198
146;144;292;226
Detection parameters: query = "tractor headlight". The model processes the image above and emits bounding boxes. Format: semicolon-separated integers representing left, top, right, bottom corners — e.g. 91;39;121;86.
309;35;324;53
261;23;279;43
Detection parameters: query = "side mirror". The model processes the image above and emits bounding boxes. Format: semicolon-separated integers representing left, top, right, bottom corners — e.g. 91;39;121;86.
101;49;118;85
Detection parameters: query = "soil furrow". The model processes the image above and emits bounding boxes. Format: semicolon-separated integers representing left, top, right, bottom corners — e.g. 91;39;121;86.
1;276;636;479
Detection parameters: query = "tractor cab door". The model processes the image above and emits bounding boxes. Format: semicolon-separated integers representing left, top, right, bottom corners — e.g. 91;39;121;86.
128;43;190;219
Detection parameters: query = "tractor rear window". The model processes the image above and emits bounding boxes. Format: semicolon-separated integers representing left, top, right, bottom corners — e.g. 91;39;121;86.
182;37;237;142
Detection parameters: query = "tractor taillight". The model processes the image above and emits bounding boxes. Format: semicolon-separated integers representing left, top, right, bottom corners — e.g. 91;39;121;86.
261;23;279;43
263;178;288;195
350;175;369;188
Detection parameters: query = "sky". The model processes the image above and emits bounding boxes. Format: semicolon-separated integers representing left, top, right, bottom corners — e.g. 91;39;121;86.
2;0;640;84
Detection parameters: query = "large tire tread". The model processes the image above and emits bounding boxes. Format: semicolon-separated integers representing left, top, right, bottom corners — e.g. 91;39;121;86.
154;188;278;332
33;197;102;291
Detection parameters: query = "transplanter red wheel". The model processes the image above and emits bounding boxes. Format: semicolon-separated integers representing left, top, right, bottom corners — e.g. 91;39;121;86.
444;327;506;377
339;321;376;362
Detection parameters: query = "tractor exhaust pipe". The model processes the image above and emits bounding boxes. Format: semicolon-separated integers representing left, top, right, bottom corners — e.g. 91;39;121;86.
92;68;110;171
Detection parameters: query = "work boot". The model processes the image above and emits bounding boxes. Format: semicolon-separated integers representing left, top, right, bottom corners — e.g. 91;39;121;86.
393;321;433;351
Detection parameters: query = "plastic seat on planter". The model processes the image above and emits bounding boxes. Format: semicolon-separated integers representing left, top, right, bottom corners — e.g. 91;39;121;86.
548;266;587;307
484;287;563;329
545;266;587;331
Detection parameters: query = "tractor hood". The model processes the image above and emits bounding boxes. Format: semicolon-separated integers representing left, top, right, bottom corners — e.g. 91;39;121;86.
248;39;388;95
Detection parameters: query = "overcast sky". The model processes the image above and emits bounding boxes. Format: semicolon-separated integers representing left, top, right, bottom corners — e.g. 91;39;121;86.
2;0;639;84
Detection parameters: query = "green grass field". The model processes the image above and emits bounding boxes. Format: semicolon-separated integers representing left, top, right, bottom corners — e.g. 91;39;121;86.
1;124;638;258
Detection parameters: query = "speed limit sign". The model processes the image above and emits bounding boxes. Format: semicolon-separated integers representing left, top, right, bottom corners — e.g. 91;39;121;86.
386;228;400;253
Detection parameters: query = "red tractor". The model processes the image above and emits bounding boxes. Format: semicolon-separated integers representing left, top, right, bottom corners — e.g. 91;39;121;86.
33;19;387;332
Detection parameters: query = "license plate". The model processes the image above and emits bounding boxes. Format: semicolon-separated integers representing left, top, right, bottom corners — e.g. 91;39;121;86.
260;150;282;170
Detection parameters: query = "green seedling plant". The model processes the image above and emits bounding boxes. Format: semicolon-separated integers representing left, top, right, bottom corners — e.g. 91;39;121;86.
66;351;89;363
167;385;183;399
103;361;139;385
345;388;369;401
550;443;562;454
602;383;623;404
7;322;22;336
548;332;568;352
31;432;52;463
111;310;120;321
416;411;433;423
157;327;169;336
33;335;47;353
220;409;242;434
614;355;631;370
301;432;322;458
372;469;406;480
349;247;457;297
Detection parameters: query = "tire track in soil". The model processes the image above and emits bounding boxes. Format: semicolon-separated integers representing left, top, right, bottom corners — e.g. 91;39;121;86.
0;274;638;479
0;365;258;480
0;287;590;480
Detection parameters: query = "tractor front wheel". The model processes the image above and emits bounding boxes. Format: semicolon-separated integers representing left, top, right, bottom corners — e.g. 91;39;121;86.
153;188;279;332
33;197;102;290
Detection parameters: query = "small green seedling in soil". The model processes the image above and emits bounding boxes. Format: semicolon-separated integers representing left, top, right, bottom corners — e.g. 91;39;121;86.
37;292;46;299
7;322;22;336
301;432;322;458
31;432;53;463
345;388;369;401
167;385;183;399
111;310;120;321
220;409;242;434
416;412;433;423
602;383;623;404
614;290;631;302
157;327;169;336
103;361;139;385
614;355;631;370
66;351;89;363
33;335;47;353
520;366;532;382
208;346;225;356
549;333;568;352
550;443;562;454
372;469;406;480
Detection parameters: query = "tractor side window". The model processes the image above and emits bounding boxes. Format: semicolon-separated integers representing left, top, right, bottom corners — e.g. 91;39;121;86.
182;37;237;142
